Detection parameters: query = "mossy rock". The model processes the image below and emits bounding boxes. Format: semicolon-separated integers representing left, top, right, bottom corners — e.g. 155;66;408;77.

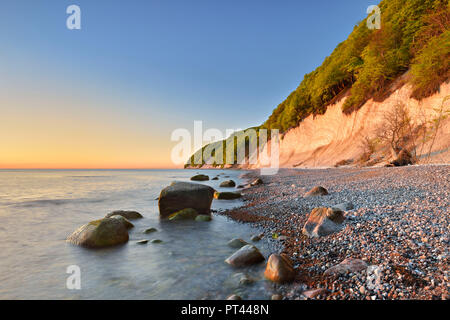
67;218;129;248
151;239;163;244
110;215;134;229
169;208;199;221
214;191;242;200
159;182;215;218
190;174;209;181
195;215;212;222
219;180;236;188
211;177;219;180
105;210;143;220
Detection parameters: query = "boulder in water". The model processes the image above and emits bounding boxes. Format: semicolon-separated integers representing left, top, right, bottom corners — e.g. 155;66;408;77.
214;191;241;200
302;207;345;238
220;180;236;188
67;218;129;248
143;227;157;234
105;210;143;220
195;215;212;222
190;174;209;181
109;215;134;229
158;181;215;218
169;208;198;221
227;238;248;249
225;245;265;267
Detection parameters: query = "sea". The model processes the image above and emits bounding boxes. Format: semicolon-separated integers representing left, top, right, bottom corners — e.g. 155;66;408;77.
0;169;274;299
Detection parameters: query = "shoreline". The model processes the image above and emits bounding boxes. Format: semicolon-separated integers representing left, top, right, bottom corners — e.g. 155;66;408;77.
216;165;449;300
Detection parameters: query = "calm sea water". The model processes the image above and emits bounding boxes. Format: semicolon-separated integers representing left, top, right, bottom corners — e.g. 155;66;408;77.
0;169;274;300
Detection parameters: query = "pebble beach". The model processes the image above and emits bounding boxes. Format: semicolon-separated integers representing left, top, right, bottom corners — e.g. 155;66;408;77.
219;165;450;300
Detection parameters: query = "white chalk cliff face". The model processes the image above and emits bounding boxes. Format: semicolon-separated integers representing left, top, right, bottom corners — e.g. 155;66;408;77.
250;77;450;169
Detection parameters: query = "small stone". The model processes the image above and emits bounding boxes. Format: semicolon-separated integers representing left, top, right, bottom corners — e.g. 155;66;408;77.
225;245;265;267
143;227;157;234
271;294;283;300
227;238;248;249
136;240;148;245
220;180;236;188
304;186;328;197
227;294;242;300
264;254;295;283
151;239;163;243
303;288;329;299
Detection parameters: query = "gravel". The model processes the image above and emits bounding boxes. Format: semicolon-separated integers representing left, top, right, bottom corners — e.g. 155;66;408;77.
217;165;449;300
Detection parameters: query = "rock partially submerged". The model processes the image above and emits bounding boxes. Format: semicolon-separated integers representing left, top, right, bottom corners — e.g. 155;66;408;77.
214;191;242;200
105;210;143;220
304;186;328;197
225;245;265;267
302;207;345;238
264;254;295;283
144;227;157;234
168;208;198;221
190;174;209;181
67;218;129;248
158;182;215;218
195;215;212;222
227;238;248;249
220;180;236;188
324;258;368;276
110;215;134;229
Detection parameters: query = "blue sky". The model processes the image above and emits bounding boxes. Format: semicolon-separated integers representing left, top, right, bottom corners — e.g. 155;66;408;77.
0;0;375;168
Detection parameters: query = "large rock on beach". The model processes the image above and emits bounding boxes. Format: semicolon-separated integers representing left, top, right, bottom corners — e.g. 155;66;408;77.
219;180;236;188
158;182;215;218
225;245;265;267
190;174;209;181
302;207;345;238
264;254;295;283
390;149;413;166
304;186;328;197
105;210;143;220
214;191;242;200
67;218;129;248
324;258;368;276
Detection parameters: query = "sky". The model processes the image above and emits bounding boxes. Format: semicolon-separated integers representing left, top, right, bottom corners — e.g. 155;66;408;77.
0;0;374;169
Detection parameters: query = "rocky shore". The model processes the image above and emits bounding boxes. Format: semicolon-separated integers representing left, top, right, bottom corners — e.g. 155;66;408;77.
217;165;449;300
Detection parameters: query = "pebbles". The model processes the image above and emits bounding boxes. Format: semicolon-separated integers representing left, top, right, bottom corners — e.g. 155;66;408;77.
219;166;450;300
